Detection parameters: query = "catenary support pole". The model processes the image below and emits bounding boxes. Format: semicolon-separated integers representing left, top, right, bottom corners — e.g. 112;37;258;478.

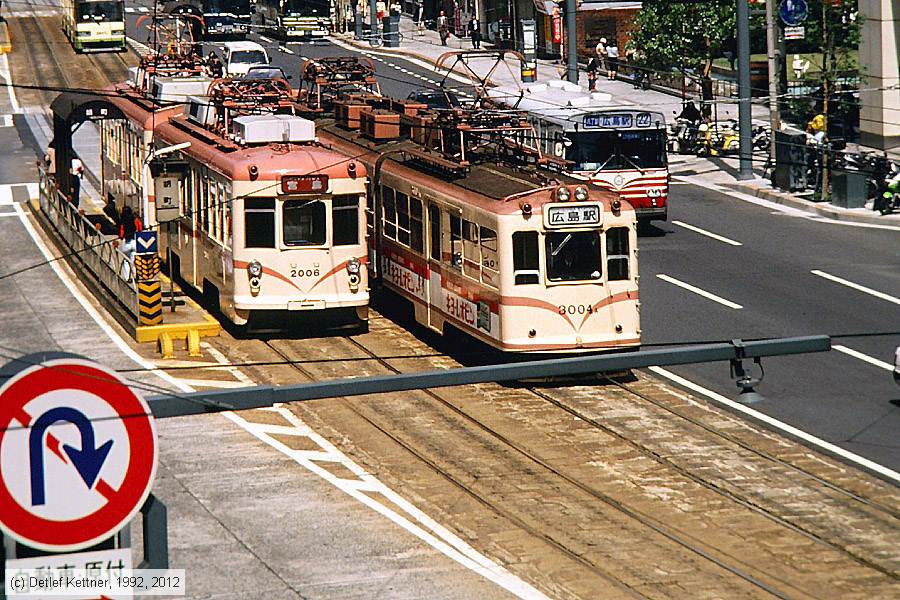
737;0;753;180
765;0;780;164
370;0;377;41
565;0;577;83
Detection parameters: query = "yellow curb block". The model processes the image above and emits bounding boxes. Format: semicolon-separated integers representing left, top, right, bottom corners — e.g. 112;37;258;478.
0;22;10;55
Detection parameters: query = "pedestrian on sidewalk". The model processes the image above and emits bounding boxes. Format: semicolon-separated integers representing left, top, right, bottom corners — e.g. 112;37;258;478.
71;156;84;208
586;55;600;91
414;0;424;34
468;15;481;49
606;40;619;80
437;10;449;45
595;38;608;72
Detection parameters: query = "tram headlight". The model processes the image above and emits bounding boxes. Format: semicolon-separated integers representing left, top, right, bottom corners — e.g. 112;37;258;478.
247;260;263;279
555;186;571;202
346;257;361;275
573;186;589;202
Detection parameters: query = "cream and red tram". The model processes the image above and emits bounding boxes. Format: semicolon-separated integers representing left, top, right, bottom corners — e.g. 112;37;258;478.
307;103;640;353
150;80;369;328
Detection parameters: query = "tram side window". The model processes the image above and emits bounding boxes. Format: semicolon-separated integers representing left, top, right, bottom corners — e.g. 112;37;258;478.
244;198;276;248
449;214;463;269
284;200;326;246
200;175;210;233
382;186;396;240
410;198;424;253
512;231;539;285
462;219;479;279
208;181;218;239
480;226;499;288
396;192;410;246
428;206;441;261
606;227;630;281
333;195;359;246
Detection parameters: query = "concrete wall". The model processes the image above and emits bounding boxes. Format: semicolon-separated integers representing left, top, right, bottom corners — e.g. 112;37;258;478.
859;0;900;150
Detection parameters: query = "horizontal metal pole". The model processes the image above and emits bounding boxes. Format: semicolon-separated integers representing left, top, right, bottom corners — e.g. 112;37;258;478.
147;336;831;419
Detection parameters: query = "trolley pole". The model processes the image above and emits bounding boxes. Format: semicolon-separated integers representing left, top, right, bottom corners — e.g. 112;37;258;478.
565;0;577;83
736;0;753;180
765;0;781;164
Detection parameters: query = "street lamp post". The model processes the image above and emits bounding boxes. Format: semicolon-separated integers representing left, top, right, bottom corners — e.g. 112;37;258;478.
737;0;753;180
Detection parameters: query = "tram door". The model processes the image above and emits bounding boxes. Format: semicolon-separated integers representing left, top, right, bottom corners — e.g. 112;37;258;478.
426;203;442;330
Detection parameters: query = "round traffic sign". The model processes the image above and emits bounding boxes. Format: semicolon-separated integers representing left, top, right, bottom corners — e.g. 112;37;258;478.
0;357;157;552
779;0;808;28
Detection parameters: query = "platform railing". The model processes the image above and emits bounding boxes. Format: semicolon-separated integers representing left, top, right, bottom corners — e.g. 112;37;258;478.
38;167;140;319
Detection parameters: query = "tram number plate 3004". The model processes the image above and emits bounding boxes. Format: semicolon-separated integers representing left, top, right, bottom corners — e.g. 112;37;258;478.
547;204;601;227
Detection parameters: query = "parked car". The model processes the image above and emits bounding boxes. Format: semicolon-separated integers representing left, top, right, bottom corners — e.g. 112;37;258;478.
223;41;270;77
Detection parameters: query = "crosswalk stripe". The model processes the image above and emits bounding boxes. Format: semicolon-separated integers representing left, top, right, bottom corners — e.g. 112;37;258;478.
0;115;13;127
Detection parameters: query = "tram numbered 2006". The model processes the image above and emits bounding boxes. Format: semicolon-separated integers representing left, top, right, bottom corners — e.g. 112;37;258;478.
101;70;369;330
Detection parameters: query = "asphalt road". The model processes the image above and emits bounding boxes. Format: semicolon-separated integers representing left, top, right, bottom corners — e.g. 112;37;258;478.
120;17;900;475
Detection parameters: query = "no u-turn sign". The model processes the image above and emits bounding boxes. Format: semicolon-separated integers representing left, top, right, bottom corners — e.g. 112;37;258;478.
0;355;157;552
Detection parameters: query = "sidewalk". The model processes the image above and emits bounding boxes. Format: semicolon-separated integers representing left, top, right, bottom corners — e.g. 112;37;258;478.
336;17;900;228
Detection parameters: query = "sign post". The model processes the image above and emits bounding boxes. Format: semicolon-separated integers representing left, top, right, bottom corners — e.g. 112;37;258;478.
0;355;158;552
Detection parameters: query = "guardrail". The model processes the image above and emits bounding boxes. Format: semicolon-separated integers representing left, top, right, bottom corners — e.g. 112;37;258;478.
37;168;139;318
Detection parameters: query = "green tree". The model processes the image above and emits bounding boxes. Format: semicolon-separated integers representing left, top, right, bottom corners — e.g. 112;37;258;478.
627;0;734;109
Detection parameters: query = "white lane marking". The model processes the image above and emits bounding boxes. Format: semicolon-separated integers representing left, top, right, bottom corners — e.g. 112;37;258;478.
648;366;900;484
138;6;149;12
811;270;900;306
281;46;295;55
672;220;742;246
173;378;250;389
833;345;895;371
0;211;17;217
675;174;900;232
656;274;743;309
0;54;22;114
124;6;135;12
225;407;550;600
328;36;473;85
202;342;255;385
259;35;274;43
669;181;691;185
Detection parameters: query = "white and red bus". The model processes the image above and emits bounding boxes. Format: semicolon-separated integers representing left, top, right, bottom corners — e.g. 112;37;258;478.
488;80;669;225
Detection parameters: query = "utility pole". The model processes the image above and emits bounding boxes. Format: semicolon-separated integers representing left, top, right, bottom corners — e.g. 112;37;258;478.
736;0;753;180
370;0;377;41
765;0;780;164
565;0;577;83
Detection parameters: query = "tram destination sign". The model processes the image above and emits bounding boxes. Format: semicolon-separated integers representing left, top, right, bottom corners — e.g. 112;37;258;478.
546;204;601;228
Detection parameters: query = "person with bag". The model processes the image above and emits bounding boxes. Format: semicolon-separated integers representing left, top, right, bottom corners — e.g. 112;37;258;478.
586;56;600;91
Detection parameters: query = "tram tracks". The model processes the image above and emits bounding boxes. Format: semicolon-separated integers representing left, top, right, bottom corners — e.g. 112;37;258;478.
247;316;900;598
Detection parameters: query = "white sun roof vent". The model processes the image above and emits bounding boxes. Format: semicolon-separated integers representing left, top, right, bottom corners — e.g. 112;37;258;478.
152;77;213;103
232;115;316;144
185;96;215;127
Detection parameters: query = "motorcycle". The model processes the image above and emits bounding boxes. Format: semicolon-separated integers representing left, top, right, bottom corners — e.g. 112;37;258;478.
875;169;900;215
696;120;739;157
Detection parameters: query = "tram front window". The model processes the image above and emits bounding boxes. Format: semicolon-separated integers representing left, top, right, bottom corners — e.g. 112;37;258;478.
283;200;326;246
545;231;602;282
566;130;666;172
78;0;123;21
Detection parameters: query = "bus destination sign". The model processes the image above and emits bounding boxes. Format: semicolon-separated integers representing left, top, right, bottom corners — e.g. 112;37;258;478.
583;112;654;129
547;204;601;227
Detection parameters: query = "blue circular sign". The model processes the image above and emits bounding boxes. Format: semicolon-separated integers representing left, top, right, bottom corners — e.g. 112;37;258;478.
779;0;808;28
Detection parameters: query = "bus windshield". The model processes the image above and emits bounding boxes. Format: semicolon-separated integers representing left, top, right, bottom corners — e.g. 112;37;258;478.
78;0;123;21
566;130;666;172
283;0;330;16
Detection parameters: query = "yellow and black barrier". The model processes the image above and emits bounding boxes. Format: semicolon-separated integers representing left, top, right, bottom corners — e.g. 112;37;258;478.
135;253;163;325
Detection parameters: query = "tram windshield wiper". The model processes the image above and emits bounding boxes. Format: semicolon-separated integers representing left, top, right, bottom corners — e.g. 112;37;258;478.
550;233;572;256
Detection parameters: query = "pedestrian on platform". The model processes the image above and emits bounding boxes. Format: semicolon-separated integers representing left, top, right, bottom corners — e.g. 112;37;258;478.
118;204;143;258
376;0;386;23
103;194;120;234
467;15;480;49
606;40;619;80
595;37;608;73
437;10;449;45
586;55;600;91
71;156;84;208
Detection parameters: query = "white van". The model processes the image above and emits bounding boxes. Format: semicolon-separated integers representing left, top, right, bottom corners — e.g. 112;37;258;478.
223;41;270;77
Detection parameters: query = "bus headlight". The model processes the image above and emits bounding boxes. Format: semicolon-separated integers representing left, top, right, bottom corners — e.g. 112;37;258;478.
247;260;263;279
346;257;361;275
647;188;662;198
555;186;571;202
573;186;589;202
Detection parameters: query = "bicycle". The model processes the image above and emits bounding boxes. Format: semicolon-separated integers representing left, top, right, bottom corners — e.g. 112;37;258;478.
361;28;404;47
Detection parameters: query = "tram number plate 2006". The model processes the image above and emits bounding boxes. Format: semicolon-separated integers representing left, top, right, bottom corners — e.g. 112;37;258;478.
547;204;601;227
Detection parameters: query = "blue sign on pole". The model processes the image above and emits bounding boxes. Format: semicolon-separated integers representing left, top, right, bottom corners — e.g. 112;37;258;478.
779;0;808;28
135;230;158;254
